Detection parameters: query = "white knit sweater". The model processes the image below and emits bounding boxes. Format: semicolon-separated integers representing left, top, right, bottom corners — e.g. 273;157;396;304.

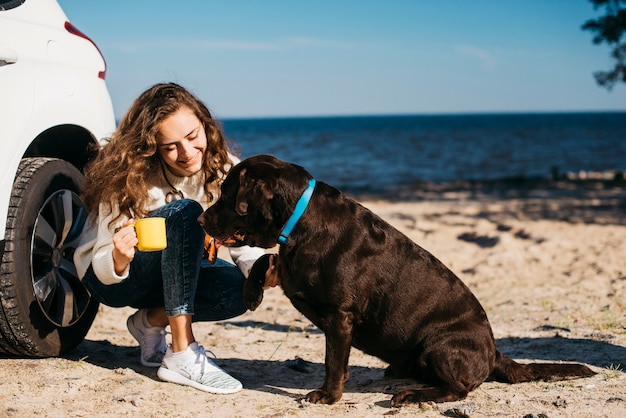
73;158;265;285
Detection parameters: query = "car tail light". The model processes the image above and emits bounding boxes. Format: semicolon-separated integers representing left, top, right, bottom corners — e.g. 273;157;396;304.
64;21;107;80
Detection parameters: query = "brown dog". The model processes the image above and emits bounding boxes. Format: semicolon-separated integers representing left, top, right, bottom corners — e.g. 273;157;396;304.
198;154;595;406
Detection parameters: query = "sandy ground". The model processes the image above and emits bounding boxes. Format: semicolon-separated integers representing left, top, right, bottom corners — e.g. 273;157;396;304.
1;180;625;417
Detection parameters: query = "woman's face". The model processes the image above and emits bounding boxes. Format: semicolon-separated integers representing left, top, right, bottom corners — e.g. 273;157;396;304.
157;107;207;177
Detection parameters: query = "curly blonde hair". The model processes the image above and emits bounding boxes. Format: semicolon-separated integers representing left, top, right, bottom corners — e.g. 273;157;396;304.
82;82;234;224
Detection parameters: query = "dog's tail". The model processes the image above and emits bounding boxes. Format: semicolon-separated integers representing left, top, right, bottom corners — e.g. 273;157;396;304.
490;350;596;383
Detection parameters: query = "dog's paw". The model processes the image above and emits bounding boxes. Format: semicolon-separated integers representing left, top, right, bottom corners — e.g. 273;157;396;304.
305;388;342;405
244;254;270;311
243;280;264;311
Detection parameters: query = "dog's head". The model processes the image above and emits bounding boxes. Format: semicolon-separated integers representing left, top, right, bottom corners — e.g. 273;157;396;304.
198;154;312;249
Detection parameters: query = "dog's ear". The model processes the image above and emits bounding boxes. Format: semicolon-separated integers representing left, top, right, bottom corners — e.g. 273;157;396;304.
236;200;248;216
236;166;276;217
236;168;250;215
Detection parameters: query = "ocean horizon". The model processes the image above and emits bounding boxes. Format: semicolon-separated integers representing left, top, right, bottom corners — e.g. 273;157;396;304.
219;111;626;196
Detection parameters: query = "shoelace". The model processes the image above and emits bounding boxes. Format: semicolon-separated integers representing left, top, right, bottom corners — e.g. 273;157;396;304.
190;345;241;388
193;345;217;361
205;347;217;359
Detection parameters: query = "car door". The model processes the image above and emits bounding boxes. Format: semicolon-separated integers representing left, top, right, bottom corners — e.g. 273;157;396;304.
0;0;37;222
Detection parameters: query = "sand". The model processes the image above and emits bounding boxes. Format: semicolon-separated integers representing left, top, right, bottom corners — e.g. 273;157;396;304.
1;180;625;417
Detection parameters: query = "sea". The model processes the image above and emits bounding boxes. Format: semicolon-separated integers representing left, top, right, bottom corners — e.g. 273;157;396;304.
221;112;626;196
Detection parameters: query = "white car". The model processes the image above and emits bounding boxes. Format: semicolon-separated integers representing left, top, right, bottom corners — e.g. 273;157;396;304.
0;0;115;357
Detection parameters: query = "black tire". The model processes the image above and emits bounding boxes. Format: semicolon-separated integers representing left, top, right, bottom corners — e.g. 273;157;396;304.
0;157;98;357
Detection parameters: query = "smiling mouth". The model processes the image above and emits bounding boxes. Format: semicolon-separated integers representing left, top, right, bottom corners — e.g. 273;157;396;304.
178;151;201;166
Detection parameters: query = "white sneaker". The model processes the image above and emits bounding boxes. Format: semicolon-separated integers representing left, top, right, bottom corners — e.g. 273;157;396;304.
126;309;167;367
157;342;243;394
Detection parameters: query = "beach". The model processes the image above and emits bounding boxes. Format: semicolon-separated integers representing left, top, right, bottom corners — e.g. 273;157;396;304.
1;179;625;417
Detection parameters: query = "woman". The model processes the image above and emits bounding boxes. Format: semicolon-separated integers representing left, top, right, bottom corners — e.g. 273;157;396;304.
74;82;270;394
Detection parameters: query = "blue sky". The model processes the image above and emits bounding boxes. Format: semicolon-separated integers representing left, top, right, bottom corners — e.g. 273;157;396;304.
59;0;625;119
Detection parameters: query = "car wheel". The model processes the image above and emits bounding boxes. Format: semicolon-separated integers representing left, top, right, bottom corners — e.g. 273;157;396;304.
0;157;98;357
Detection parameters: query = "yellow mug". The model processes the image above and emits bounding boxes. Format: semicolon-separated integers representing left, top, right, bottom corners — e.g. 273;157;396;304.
134;217;167;252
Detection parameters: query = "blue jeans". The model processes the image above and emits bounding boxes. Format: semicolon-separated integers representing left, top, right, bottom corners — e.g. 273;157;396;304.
82;199;247;321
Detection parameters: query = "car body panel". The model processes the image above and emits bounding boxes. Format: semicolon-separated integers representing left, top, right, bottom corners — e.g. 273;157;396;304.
0;0;115;237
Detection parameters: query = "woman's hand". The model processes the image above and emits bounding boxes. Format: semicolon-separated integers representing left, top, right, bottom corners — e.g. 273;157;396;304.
112;220;138;275
264;254;280;289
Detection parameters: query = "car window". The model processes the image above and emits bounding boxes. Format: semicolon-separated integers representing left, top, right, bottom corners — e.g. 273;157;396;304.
0;0;26;11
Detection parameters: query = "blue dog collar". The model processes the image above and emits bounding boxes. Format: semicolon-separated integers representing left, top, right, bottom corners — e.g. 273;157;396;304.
277;178;316;245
